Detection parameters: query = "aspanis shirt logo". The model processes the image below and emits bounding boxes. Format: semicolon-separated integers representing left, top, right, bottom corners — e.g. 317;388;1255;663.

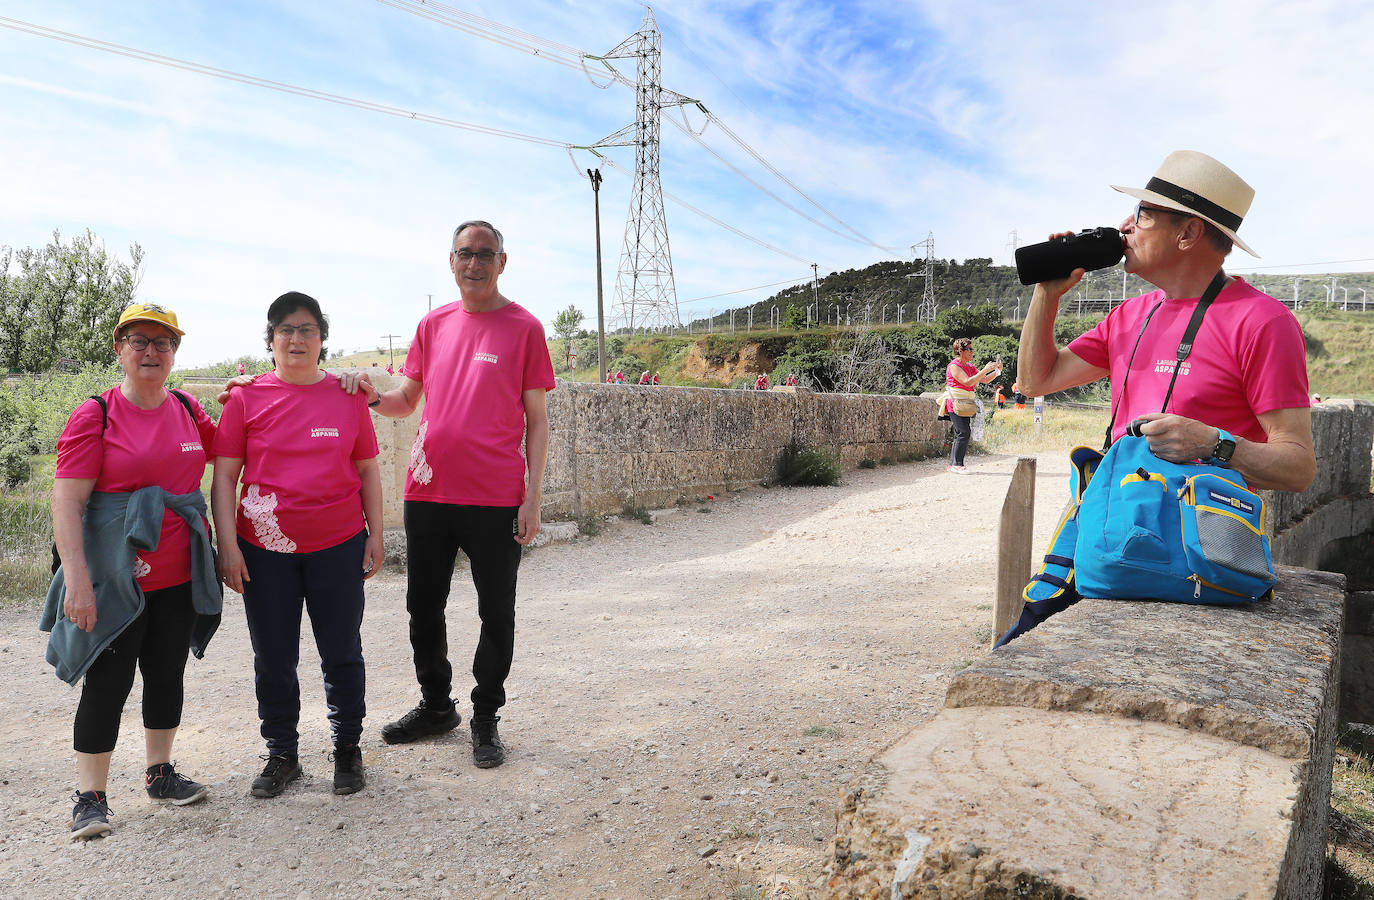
180;442;201;453
474;351;499;365
311;427;340;439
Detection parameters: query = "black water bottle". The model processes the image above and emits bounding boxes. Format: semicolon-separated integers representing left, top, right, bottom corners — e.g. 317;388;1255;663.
1015;227;1124;285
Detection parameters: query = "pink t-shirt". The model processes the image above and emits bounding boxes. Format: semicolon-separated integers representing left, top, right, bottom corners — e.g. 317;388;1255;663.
945;359;979;413
55;388;216;591
214;372;379;554
401;300;556;506
1068;276;1309;444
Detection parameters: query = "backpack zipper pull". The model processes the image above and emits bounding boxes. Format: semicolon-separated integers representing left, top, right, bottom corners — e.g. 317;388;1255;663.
1190;575;1202;599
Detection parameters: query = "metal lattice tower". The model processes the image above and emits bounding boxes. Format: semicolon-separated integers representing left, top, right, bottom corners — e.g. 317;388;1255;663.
912;232;937;322
592;9;696;332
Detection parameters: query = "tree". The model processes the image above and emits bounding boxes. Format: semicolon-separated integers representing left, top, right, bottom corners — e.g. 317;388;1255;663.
0;229;143;372
552;305;585;343
783;303;806;329
552;305;586;369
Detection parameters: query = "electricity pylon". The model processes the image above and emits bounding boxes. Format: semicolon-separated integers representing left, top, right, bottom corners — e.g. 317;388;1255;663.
912;232;937;322
590;9;697;332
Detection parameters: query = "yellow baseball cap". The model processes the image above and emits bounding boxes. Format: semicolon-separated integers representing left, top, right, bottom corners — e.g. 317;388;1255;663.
114;303;185;338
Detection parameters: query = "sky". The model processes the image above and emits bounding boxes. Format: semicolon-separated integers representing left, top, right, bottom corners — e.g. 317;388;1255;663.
2;0;1372;367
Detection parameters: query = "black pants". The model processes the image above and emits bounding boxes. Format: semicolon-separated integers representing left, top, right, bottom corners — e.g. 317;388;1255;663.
404;501;521;718
74;581;195;754
949;414;972;466
240;531;368;754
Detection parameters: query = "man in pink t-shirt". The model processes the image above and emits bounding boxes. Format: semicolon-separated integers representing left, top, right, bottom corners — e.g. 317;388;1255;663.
345;220;555;769
1000;151;1314;646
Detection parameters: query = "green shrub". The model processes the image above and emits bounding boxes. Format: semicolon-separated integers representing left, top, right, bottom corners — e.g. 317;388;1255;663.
774;440;841;487
0;443;30;486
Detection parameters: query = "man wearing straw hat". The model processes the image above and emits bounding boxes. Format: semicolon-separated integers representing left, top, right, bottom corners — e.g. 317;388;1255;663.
1000;151;1315;643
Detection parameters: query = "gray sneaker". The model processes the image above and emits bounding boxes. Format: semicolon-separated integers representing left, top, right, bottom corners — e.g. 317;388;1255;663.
145;762;208;806
71;791;111;840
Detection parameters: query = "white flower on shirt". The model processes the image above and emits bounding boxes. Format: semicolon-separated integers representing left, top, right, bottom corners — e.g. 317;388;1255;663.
409;421;434;485
133;557;151;579
242;484;297;553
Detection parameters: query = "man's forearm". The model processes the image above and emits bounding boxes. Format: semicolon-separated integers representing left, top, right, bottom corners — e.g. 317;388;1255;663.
1231;435;1316;492
1017;285;1062;396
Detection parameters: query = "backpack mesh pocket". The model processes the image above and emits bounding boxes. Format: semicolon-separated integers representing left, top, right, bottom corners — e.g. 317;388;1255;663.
1193;507;1271;580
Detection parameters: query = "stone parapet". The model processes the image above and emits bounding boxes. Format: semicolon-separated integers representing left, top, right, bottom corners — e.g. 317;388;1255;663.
363;378;944;526
824;566;1345;898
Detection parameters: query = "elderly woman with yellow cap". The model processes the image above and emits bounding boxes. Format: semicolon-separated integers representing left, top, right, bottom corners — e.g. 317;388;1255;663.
43;303;222;840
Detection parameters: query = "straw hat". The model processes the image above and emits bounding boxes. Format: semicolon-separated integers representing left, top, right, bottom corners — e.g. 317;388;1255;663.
1111;150;1258;257
114;302;185;337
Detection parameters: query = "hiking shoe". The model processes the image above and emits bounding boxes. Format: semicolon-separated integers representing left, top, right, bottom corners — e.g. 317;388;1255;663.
71;790;111;840
381;700;461;745
251;753;301;798
331;743;365;795
145;762;208;806
470;716;506;768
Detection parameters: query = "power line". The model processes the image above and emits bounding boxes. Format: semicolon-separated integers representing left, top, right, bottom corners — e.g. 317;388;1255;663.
662;114;875;250
680;276;814;305
598;156;813;266
374;0;590;73
0;15;571;148
1241;258;1374;271
376;2;897;256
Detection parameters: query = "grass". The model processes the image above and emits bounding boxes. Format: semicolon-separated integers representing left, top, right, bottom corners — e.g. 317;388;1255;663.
774;440;842;487
621;496;653;525
803;725;841;739
0;455;56;606
976;405;1108;456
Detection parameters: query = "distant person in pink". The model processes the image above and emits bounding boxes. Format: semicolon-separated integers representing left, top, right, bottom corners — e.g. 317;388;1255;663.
340;220;555;769
48;302;219;840
944;338;1001;472
212;291;382;799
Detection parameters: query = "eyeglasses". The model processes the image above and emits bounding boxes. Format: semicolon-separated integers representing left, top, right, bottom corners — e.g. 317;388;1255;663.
1133;202;1194;227
452;249;502;264
120;334;178;352
274;324;321;339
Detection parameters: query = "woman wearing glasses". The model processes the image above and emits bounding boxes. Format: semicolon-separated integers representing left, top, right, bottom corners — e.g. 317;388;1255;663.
45;303;221;839
212;292;383;799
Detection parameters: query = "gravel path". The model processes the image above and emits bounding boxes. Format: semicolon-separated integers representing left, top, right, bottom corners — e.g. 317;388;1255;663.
0;452;1066;899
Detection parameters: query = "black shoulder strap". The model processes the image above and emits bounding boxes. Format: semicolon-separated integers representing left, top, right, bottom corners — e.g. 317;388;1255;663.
1103;269;1228;450
168;388;197;423
87;395;108;434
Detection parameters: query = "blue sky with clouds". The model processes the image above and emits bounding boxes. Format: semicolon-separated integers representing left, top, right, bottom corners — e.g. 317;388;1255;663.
2;0;1371;366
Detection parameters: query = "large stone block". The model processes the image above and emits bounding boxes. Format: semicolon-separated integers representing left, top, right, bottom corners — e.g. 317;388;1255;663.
827;566;1343;899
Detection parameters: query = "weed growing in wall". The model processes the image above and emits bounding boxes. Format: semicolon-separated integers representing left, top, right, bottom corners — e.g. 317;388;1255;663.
774;440;841;487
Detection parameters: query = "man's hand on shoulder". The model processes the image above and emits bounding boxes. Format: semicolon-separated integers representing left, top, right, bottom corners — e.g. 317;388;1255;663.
339;369;382;407
1134;413;1217;462
216;373;256;405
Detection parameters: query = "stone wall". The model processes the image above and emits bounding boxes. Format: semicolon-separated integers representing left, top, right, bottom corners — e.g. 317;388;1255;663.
357;378;946;527
824;567;1346;898
1268;399;1374;567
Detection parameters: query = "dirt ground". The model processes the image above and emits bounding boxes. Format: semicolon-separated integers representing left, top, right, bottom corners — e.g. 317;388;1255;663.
0;452;1066;899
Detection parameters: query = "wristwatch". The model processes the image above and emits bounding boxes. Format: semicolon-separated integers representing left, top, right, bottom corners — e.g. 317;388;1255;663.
1210;428;1237;467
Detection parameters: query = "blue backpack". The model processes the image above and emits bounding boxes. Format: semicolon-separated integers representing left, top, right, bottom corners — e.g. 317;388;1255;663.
1073;436;1275;604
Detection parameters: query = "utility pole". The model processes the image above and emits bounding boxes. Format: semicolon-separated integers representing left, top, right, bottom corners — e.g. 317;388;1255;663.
380;333;401;370
810;263;819;327
426;294;433;312
588;168;608;384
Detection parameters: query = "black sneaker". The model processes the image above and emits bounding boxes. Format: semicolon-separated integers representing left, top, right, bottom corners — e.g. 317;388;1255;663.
71;790;111;840
251;753;301;798
380;700;461;745
331;743;365;795
145;762;208;806
470;715;506;768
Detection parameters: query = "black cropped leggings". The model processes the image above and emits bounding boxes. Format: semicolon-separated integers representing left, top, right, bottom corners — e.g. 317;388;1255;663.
73;582;196;754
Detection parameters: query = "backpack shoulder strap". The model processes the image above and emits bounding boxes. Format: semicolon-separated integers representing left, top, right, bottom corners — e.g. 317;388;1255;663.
85;395;109;434
1102;269;1228;449
168;388;197;423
